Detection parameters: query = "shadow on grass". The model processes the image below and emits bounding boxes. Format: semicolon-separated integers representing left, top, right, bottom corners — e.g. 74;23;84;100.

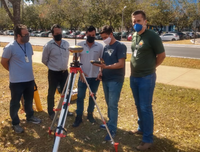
1;110;197;152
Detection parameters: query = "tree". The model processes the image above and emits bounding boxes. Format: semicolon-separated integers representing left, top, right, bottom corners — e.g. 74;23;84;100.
1;0;21;27
62;0;87;31
137;0;173;34
0;8;12;30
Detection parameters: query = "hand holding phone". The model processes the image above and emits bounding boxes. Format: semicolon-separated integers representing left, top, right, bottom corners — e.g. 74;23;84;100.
90;60;101;64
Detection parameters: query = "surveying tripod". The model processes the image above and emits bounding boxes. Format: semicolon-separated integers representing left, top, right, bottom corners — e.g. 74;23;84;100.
48;46;119;152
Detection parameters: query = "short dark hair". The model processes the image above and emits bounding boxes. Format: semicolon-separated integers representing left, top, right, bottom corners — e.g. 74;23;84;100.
14;24;27;38
132;10;146;20
99;25;113;35
51;24;61;34
86;26;96;33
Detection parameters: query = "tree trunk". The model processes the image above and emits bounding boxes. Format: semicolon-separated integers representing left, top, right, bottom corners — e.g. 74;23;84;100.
10;0;21;26
1;0;21;27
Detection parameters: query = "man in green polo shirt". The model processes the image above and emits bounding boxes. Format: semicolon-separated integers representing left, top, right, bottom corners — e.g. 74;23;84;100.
130;10;166;151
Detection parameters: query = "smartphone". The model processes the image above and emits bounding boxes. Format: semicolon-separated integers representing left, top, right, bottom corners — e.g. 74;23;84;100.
90;60;101;64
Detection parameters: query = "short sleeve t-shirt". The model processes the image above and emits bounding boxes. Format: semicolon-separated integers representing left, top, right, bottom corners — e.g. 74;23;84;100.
130;29;165;77
2;40;34;83
102;41;127;82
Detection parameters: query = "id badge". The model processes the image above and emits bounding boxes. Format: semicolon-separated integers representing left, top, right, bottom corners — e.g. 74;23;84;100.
134;49;138;57
25;56;29;62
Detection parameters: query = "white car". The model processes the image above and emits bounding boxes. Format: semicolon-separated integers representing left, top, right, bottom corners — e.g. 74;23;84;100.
160;33;180;41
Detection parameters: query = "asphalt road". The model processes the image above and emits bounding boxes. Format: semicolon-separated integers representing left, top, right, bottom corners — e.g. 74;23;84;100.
1;35;200;59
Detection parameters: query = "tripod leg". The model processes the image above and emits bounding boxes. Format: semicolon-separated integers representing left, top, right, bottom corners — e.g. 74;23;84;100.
52;72;77;152
49;74;70;134
80;72;117;146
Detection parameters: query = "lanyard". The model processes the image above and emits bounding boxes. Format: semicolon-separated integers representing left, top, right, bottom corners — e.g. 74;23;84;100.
53;43;66;51
135;34;141;50
17;42;27;56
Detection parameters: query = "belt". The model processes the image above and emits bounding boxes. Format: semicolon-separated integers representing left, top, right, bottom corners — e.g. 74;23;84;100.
49;69;68;73
62;70;68;73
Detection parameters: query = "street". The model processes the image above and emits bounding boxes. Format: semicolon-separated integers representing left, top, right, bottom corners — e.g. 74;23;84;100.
1;35;200;59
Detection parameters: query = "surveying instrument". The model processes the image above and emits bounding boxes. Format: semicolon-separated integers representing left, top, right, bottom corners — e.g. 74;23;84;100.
48;45;119;152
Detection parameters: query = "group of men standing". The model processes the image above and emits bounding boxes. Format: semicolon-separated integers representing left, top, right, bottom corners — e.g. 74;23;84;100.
1;10;165;151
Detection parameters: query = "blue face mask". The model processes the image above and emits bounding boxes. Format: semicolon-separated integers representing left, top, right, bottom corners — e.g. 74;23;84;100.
134;23;143;32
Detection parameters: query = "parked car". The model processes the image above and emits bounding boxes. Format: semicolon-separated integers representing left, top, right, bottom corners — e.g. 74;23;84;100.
0;31;4;35
5;30;14;35
113;32;121;41
170;32;186;40
127;33;133;41
30;31;39;37
36;31;50;37
160;33;180;41
95;33;102;40
66;31;80;38
62;30;70;38
121;31;128;38
77;31;86;39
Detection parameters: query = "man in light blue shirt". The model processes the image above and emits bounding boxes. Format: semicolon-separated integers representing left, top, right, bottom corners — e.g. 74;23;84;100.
72;26;103;127
1;24;41;133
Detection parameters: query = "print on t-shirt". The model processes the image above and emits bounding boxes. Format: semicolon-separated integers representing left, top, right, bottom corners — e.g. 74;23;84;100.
105;49;114;56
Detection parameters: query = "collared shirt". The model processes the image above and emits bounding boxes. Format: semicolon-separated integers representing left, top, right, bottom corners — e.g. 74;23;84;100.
42;39;70;71
76;41;103;78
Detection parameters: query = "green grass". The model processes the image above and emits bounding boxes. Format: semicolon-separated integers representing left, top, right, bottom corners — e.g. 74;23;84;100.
0;62;200;152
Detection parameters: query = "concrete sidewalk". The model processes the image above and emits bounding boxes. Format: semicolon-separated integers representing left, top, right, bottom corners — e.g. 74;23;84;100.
1;47;200;90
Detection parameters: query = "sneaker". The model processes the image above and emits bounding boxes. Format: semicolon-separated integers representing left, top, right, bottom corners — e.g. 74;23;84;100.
129;130;143;135
87;113;95;123
72;115;82;127
12;125;24;133
49;113;55;120
136;142;152;151
104;130;116;141
67;111;73;116
100;124;107;130
27;116;42;124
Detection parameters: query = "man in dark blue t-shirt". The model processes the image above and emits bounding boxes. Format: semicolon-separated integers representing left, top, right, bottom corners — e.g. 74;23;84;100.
94;25;127;141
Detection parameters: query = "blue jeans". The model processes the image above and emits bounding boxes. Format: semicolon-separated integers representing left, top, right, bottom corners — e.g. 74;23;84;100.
130;73;156;143
76;78;100;115
9;80;34;125
103;81;123;133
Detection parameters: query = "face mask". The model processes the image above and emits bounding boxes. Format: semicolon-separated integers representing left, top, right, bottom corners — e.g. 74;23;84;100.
103;36;111;45
87;36;95;43
54;34;62;41
134;23;143;32
21;34;29;43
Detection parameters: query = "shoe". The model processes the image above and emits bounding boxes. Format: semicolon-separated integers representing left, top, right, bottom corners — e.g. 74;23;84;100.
100;124;106;129
129;130;143;135
72;115;82;127
104;130;116;141
13;125;24;133
49;113;55;120
136;142;152;151
27;116;42;124
87;113;96;123
67;111;73;116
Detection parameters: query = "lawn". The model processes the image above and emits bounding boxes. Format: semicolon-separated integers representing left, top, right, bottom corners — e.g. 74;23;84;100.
0;62;200;152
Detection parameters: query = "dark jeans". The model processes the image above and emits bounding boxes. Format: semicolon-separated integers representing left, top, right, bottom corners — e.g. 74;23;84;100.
76;78;100;115
47;69;68;115
9;80;34;125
